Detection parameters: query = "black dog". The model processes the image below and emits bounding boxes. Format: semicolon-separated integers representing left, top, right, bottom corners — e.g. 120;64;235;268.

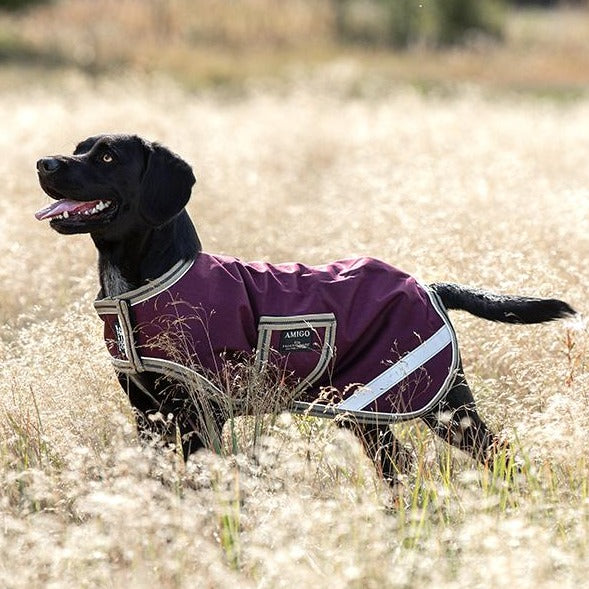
36;134;575;481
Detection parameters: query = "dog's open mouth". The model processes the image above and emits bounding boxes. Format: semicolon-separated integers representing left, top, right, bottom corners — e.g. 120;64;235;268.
35;198;116;227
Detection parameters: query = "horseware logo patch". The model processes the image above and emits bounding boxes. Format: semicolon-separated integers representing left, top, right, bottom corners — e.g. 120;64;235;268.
279;328;315;353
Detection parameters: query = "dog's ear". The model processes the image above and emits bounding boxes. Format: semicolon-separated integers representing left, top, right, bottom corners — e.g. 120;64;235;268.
139;142;196;227
74;135;101;155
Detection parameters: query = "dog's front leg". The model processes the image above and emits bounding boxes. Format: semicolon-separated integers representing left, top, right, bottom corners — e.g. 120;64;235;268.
117;374;226;459
117;373;172;447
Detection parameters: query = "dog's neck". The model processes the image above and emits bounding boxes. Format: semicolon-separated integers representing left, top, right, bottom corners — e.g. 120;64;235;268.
93;210;201;298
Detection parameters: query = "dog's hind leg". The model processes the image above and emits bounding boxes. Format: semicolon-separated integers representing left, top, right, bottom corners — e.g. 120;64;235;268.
340;421;414;484
420;364;510;467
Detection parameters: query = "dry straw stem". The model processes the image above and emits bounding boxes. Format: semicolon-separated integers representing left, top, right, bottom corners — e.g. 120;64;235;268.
1;71;589;586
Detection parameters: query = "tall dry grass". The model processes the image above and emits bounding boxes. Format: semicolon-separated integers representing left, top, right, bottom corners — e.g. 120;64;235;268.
1;69;589;586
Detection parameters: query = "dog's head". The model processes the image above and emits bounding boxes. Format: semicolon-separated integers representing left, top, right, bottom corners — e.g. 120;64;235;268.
35;134;196;237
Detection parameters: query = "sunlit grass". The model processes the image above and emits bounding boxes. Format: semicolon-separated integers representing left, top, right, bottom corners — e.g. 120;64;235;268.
1;70;589;586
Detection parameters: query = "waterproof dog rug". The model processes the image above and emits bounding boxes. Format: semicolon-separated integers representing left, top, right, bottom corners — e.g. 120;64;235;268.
95;253;459;424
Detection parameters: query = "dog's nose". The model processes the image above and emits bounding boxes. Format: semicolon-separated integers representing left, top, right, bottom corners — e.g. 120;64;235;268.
37;158;61;174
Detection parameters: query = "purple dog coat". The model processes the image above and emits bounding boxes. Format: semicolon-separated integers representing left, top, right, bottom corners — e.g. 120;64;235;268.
95;253;458;424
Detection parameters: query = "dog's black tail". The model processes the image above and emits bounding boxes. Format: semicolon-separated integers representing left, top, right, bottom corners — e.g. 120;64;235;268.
430;282;576;324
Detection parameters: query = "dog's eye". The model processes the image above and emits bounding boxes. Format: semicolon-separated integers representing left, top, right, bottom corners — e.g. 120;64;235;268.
101;152;114;163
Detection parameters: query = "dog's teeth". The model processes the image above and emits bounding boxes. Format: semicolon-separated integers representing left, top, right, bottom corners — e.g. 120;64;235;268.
63;211;69;219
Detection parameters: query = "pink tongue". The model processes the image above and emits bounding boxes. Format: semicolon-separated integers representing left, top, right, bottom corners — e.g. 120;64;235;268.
35;199;102;221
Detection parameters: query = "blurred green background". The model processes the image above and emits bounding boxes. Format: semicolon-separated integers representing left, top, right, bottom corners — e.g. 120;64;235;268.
1;0;588;96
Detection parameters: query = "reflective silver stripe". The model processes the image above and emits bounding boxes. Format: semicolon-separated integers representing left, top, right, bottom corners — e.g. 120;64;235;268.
94;260;195;376
111;358;137;373
336;325;453;412
141;356;223;396
127;259;193;306
95;300;119;315
114;299;145;372
294;321;336;394
94;258;194;311
257;313;337;326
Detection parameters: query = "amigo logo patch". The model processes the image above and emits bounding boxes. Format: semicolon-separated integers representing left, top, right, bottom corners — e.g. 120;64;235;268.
279;328;315;353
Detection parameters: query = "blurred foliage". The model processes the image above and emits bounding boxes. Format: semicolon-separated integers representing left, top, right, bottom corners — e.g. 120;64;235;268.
0;0;51;11
0;0;588;94
334;0;506;48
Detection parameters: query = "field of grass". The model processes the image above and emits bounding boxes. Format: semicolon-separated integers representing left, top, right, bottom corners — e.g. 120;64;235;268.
1;3;589;588
1;68;588;587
